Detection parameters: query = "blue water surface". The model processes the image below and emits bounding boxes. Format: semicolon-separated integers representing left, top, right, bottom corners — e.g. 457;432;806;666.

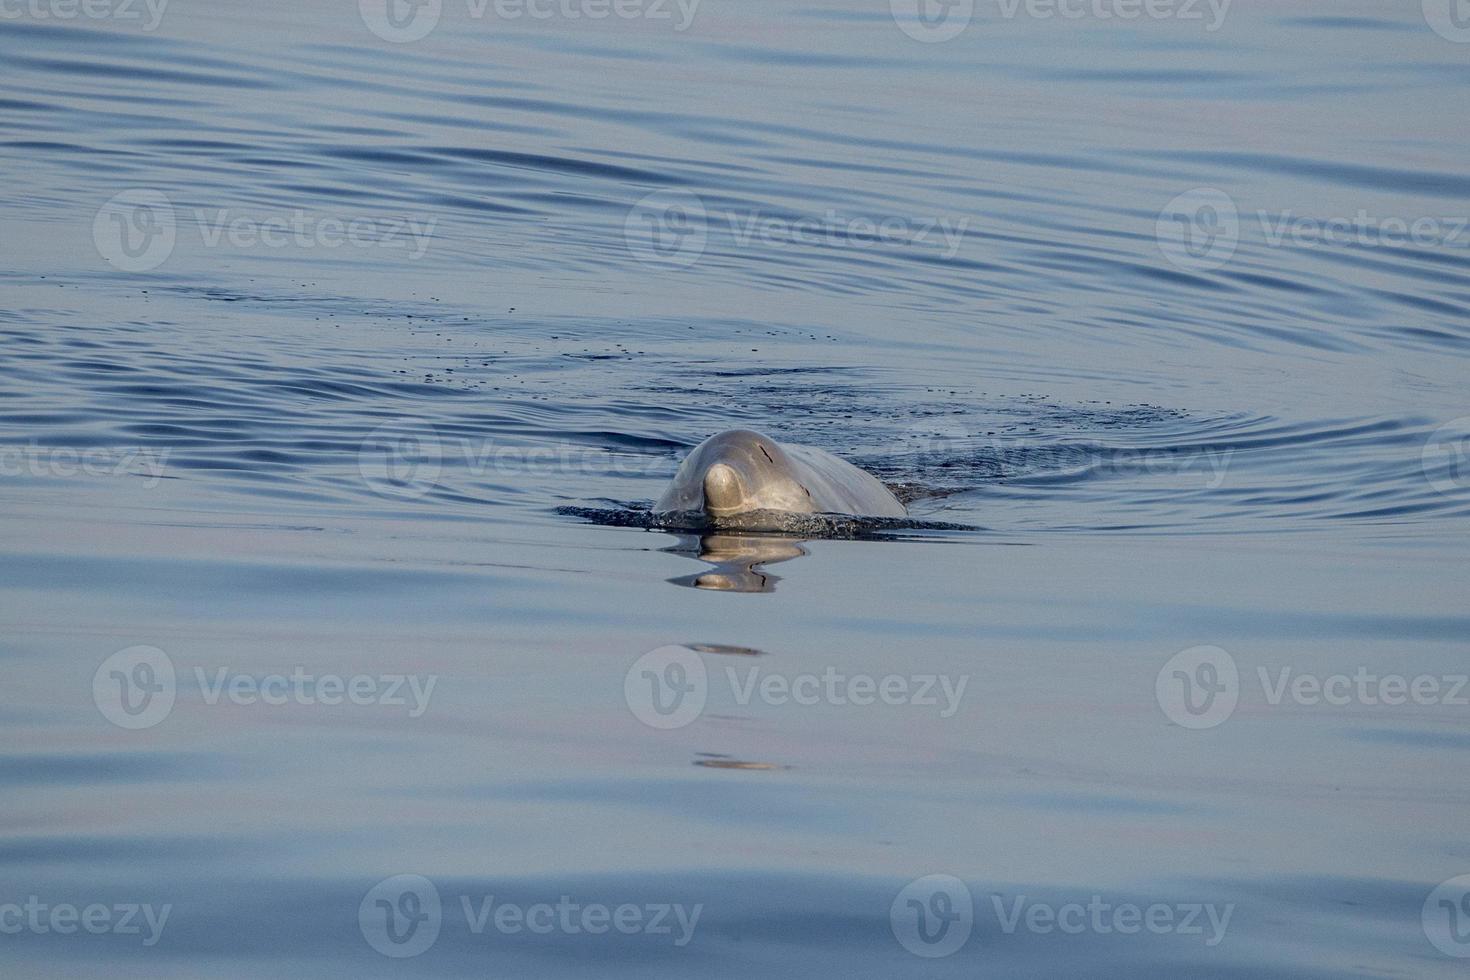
1;0;1468;976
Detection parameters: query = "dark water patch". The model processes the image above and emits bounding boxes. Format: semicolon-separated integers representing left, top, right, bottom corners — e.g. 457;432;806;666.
1127;148;1470;200
684;643;766;657
0;869;1435;978
693;758;787;770
0;752;231;786
0;19;163;46
427;146;682;186
1349;728;1470;751
558;506;979;538
12;55;280;90
698;41;924;69
1039;69;1260;85
0;835;245;865
1277;16;1417;32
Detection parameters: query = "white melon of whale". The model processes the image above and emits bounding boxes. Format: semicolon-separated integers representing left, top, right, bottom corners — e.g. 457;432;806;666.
654;429;906;523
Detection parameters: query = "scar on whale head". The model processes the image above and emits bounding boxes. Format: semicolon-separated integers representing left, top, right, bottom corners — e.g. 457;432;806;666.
654;429;906;530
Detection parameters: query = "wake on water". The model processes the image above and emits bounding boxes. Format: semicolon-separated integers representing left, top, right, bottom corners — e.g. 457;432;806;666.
556;505;980;538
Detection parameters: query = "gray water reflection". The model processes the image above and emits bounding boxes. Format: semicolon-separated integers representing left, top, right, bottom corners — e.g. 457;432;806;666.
663;532;810;593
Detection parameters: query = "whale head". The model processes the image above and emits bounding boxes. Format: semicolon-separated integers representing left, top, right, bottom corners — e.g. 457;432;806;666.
654;429;818;521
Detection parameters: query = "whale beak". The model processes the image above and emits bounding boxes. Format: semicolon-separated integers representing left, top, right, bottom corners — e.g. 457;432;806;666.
702;463;745;516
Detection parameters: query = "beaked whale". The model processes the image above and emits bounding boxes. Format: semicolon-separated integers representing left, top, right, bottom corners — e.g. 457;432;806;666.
654;429;906;528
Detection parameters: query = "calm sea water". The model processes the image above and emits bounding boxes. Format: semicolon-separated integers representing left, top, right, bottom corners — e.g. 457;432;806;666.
2;0;1469;976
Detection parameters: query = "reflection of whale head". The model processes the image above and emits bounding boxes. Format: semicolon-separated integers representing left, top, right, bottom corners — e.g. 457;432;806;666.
665;532;808;593
655;429;906;530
